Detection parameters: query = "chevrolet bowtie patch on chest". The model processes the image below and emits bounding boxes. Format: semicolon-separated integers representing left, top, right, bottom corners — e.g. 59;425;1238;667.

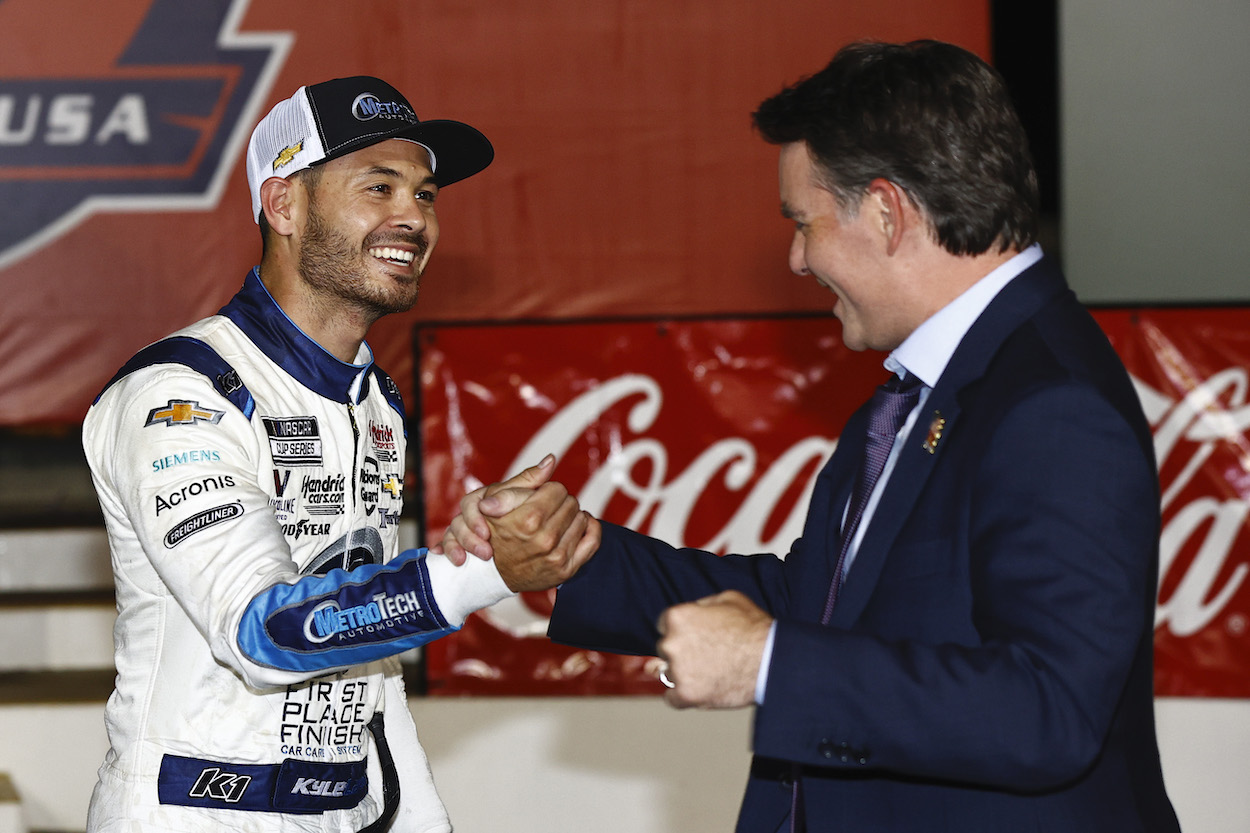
923;411;946;454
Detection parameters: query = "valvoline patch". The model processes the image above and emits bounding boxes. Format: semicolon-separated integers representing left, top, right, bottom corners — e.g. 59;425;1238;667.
0;0;289;268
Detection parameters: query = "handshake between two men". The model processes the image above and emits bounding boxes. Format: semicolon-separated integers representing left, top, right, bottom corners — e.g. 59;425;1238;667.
432;454;772;710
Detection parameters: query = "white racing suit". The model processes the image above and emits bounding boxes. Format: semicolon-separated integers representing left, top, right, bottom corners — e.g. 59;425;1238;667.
83;269;511;832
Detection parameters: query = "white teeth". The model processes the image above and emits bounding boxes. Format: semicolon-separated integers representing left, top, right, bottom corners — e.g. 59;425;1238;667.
370;247;415;264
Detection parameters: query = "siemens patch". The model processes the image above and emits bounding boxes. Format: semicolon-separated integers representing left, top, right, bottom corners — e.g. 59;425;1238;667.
152;448;222;472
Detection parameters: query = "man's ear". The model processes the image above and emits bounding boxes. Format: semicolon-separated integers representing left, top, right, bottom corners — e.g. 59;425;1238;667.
865;178;909;256
259;176;300;236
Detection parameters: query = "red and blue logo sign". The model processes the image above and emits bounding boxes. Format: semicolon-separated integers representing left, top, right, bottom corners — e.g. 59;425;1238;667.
0;0;289;268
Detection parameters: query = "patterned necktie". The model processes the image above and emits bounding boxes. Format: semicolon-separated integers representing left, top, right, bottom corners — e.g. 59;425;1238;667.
821;372;923;624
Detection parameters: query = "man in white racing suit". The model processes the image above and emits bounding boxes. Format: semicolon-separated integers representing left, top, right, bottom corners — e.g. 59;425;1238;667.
83;76;597;832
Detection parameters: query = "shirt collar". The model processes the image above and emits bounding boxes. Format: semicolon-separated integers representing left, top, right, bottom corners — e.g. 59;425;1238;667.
218;268;375;404
886;244;1043;386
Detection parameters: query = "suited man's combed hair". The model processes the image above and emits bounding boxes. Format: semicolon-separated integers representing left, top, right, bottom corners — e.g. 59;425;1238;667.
752;40;1040;256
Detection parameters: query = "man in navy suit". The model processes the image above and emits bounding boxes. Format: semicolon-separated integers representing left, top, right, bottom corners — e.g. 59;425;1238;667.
438;40;1182;832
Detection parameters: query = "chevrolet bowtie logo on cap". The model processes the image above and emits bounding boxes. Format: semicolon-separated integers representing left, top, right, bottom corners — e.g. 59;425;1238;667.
272;142;303;172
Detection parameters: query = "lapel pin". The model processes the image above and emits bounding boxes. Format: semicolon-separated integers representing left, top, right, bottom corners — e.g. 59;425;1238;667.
923;411;946;454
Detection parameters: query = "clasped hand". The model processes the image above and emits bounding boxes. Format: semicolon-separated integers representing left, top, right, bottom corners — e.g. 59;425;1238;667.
434;455;772;709
432;454;600;592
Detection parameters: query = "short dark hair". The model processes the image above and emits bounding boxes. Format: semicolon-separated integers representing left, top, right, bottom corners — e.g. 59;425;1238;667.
752;40;1039;256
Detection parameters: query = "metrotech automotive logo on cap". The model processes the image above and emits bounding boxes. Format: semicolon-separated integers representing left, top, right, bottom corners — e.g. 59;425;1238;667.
0;0;290;269
350;93;417;123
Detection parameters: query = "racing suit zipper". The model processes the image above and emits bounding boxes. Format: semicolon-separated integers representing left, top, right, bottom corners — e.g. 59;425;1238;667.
344;397;405;826
348;402;360;516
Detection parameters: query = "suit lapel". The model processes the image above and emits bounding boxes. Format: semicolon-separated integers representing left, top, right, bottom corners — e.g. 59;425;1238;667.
828;391;963;626
825;256;1071;628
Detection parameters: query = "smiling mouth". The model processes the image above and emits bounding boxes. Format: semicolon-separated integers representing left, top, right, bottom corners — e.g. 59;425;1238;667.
369;246;416;266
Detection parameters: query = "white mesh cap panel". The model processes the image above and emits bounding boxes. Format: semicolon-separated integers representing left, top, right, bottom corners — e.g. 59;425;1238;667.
245;87;327;224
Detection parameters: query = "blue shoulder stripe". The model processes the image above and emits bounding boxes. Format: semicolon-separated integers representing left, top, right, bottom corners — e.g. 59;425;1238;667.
370;366;406;431
94;336;255;419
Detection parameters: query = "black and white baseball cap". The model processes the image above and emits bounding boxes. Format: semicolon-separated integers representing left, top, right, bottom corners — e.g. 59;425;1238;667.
245;76;494;223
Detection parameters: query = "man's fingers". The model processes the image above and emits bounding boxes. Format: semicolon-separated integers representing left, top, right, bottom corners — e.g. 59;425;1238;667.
440;539;468;567
550;505;598;579
496;482;575;544
514;491;581;559
653;592;771;710
555;502;588;550
479;486;550;518
657;653;693;709
571;514;602;567
454;486;492;545
435;455;562;565
439;512;494;562
484;454;557;499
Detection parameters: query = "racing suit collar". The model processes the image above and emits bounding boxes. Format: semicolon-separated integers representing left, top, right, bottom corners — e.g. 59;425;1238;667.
219;268;376;405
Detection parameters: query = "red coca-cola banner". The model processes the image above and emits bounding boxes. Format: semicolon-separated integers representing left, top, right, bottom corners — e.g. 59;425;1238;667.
418;311;1250;697
1099;310;1250;696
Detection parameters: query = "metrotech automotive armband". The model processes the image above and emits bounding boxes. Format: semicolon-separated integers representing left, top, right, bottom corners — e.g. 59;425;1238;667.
237;549;456;672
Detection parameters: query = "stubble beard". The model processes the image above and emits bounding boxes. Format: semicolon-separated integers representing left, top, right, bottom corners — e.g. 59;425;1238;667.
297;198;430;319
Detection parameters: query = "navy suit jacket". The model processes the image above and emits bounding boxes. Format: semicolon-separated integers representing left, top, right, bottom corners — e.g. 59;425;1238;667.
548;257;1182;832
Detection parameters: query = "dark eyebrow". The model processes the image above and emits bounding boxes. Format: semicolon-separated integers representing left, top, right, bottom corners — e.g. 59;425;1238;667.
360;165;438;188
780;203;800;221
